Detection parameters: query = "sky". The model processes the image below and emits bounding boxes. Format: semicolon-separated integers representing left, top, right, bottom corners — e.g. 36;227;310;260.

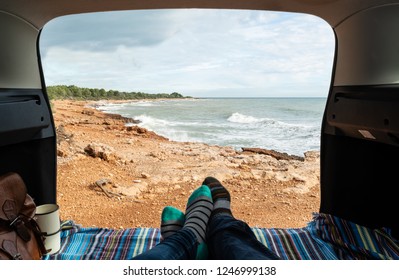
39;9;335;98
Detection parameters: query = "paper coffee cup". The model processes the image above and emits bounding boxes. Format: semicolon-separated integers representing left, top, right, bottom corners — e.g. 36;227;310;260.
35;204;61;254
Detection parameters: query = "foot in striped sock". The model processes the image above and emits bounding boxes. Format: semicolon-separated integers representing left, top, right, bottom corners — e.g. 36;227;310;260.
160;206;185;240
202;176;232;217
183;185;213;259
161;205;209;259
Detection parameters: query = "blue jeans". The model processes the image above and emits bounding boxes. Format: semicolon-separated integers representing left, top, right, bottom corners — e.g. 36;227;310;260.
133;227;197;260
207;215;281;260
132;215;280;260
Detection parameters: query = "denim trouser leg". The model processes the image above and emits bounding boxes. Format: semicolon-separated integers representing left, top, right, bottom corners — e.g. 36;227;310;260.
132;228;198;260
207;215;281;260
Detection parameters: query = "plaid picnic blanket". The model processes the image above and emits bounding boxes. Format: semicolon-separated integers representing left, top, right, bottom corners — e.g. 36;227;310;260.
43;213;399;260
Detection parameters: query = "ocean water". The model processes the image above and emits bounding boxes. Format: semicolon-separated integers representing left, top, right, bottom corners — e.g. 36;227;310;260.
98;98;327;156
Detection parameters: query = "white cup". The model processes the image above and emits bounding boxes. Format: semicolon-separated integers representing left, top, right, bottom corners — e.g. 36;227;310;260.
35;204;61;254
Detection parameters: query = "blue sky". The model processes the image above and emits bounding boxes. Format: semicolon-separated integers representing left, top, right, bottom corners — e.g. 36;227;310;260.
40;9;335;97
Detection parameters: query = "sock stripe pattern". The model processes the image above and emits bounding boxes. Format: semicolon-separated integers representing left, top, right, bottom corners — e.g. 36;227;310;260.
184;191;213;244
203;177;232;217
160;206;185;240
161;222;184;239
211;186;230;206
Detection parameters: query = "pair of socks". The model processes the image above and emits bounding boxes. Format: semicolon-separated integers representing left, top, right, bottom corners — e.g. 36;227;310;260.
160;177;231;259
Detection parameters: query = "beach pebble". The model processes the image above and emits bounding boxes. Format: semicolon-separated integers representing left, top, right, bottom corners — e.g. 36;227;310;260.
141;172;150;179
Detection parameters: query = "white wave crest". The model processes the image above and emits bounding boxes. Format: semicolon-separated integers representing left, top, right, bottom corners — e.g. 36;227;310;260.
132;101;156;107
134;114;171;127
227;112;262;124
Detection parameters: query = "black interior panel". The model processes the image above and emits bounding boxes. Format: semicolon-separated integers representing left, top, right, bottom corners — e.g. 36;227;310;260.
324;85;399;146
0;89;53;147
0;88;56;205
321;85;399;237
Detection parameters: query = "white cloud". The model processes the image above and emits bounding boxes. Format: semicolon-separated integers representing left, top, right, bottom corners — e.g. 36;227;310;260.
40;9;335;97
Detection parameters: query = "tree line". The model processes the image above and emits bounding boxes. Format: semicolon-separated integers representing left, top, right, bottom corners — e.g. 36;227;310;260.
46;85;188;100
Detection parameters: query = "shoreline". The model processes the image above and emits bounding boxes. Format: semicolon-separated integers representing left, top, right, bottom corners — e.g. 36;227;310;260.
53;99;321;229
87;98;310;160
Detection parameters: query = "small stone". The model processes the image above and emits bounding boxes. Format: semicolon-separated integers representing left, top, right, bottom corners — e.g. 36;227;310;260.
141;172;150;179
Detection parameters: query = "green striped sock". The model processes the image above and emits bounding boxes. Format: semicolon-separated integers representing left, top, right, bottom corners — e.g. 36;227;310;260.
160;206;185;240
183;185;213;244
161;202;210;259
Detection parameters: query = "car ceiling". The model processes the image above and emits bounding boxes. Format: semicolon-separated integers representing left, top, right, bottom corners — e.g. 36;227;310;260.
1;0;399;30
2;0;399;88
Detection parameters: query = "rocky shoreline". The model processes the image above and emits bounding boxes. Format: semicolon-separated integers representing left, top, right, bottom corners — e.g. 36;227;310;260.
53;99;321;229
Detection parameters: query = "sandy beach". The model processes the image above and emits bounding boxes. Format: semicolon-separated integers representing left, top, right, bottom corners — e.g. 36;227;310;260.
53;99;321;229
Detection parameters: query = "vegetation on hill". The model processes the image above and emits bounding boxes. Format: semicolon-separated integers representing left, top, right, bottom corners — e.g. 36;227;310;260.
46;85;188;100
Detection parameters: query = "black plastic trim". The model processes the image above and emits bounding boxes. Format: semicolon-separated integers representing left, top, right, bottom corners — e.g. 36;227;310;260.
0;88;53;147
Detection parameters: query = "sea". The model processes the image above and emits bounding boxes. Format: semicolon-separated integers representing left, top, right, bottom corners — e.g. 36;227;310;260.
97;98;327;157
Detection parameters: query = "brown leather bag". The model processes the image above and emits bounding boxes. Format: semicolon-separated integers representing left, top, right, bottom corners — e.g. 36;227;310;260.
0;172;47;260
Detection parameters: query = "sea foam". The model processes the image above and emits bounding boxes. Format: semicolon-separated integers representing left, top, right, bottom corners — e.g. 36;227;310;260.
98;98;325;156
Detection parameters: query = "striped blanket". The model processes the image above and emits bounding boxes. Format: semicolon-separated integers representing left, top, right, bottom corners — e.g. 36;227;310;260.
43;213;399;260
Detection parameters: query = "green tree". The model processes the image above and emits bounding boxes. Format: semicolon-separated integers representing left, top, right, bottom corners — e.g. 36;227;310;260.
46;85;188;101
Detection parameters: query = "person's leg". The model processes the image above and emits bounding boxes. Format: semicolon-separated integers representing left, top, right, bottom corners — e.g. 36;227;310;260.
133;185;213;260
207;214;280;260
203;177;281;260
160;205;210;259
133;227;197;260
182;185;213;259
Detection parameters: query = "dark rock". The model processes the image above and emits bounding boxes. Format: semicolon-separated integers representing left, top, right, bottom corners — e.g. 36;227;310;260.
241;147;304;161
